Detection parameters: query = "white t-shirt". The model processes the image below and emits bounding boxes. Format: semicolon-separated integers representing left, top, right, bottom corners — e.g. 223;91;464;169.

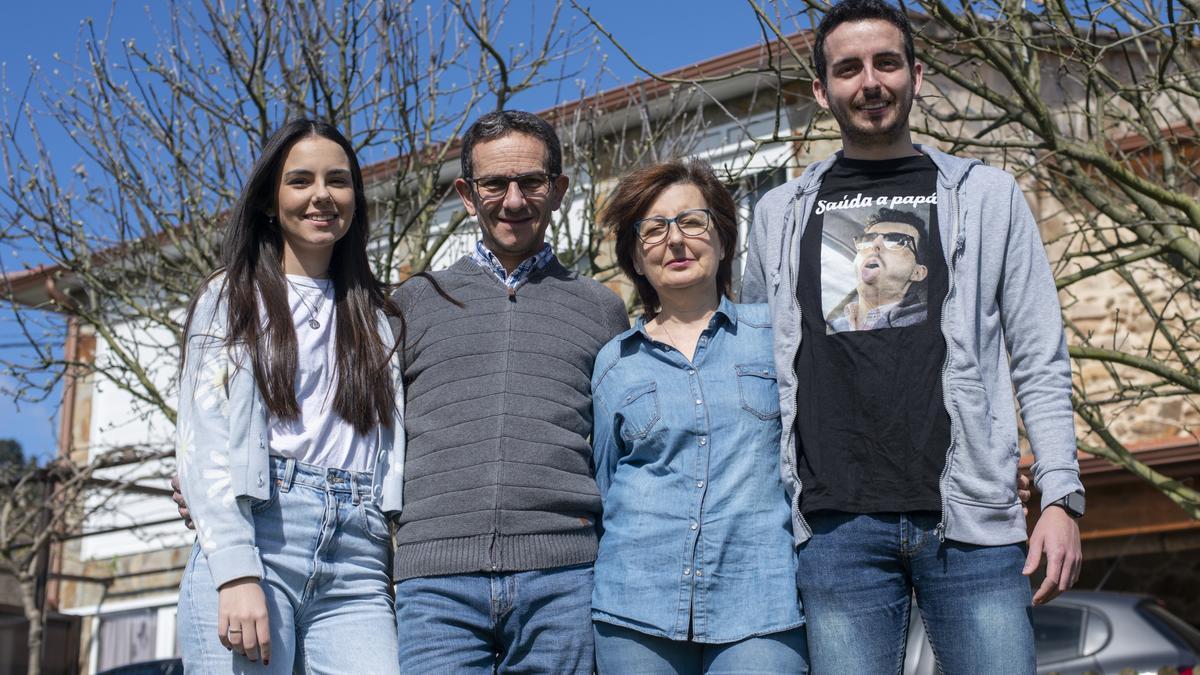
268;274;376;473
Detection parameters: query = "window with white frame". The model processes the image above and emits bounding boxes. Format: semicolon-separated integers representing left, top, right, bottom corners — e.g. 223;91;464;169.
96;608;157;671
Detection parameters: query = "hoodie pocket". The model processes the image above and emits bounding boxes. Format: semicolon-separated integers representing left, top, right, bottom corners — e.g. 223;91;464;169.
947;384;1018;506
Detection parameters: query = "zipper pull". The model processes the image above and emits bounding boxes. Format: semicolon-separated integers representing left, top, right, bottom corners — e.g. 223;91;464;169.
507;287;516;300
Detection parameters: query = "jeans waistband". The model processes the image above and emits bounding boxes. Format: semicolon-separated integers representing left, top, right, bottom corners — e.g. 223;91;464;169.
268;455;374;504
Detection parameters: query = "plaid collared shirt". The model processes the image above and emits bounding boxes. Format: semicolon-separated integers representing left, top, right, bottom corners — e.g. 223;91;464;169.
469;240;556;291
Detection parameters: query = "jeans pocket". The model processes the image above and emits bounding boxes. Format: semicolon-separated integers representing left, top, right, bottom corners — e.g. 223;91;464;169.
359;502;394;545
249;477;280;513
736;364;781;420
617;381;660;441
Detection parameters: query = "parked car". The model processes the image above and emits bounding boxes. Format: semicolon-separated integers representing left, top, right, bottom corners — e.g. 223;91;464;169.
904;590;1200;675
96;658;183;675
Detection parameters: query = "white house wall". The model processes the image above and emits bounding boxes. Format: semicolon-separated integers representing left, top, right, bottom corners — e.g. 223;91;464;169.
82;317;191;560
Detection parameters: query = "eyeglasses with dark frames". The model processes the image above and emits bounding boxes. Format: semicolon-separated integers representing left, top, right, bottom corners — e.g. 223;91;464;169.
465;172;558;201
853;230;916;254
634;208;713;245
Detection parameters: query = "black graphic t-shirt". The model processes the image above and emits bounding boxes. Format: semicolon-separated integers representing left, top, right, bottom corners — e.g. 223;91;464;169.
793;155;952;514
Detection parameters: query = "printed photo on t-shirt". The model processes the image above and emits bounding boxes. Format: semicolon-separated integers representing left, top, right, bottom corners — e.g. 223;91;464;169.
816;192;936;334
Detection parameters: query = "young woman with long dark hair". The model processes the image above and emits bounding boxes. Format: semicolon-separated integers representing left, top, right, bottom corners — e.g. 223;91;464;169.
175;119;404;673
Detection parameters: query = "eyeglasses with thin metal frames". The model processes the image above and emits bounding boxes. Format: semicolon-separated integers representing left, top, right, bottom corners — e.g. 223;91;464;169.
466;172;558;201
634;208;713;245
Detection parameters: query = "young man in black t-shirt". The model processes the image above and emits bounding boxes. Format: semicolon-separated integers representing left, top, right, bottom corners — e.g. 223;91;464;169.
741;1;1085;673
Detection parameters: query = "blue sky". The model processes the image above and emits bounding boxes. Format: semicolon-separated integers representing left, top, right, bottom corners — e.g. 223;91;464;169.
0;1;803;461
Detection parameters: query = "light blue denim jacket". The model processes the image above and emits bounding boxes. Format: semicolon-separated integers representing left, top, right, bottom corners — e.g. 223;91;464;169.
590;299;803;643
175;275;405;588
742;146;1083;548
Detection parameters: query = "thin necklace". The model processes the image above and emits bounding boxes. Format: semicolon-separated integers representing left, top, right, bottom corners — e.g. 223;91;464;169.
657;319;682;352
287;278;327;330
654;309;715;353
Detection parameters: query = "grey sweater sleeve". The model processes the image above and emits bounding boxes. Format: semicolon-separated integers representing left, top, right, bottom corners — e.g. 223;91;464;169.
600;287;632;337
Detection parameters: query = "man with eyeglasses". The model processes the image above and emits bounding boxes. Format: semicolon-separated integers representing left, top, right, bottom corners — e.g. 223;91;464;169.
830;208;929;332
742;0;1083;672
387;110;629;673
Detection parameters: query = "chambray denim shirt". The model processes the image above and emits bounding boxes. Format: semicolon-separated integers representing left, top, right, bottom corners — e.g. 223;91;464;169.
590;299;803;643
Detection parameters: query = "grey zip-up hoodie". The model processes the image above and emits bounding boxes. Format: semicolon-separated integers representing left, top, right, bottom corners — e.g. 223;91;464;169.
742;145;1083;547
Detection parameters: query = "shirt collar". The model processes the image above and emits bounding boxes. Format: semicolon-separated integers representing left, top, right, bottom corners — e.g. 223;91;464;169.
619;295;738;344
469;241;556;290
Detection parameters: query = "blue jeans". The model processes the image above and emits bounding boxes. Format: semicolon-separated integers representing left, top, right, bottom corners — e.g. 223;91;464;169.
593;621;809;674
178;457;399;674
394;563;594;674
795;511;1034;675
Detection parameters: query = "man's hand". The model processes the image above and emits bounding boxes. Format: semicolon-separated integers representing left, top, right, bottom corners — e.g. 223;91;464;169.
171;475;194;530
1017;472;1032;516
1023;505;1082;606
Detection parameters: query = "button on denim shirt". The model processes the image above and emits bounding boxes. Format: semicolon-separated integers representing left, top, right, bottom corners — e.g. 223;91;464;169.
175;275;405;589
590;299;802;643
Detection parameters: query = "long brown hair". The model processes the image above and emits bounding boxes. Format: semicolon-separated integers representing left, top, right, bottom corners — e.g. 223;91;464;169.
603;159;739;316
185;119;402;434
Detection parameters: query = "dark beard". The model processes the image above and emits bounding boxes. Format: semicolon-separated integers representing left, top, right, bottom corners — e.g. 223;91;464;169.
829;92;915;149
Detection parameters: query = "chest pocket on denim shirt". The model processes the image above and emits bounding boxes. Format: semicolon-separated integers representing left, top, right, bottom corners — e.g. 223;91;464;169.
618;381;660;441
736;364;781;420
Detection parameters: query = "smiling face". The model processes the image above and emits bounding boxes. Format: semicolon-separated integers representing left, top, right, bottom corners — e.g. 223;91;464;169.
853;221;927;308
454;132;569;272
632;183;724;307
272;135;356;277
813;19;923;159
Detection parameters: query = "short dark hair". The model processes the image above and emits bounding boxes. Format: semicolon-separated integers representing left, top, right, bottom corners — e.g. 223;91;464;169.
867;207;927;264
813;0;916;86
604;160;739;316
460;110;562;180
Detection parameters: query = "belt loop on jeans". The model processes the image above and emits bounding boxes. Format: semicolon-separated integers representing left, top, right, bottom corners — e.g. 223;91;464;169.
280;457;297;493
349;475;360;505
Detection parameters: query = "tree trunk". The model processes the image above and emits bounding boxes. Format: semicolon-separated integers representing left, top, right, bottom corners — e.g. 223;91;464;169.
19;574;44;675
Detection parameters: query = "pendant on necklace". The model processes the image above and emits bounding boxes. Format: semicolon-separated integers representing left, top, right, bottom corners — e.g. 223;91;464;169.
308;319;321;329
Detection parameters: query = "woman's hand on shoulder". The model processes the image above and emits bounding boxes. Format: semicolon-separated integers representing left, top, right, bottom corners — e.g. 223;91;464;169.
217;577;271;665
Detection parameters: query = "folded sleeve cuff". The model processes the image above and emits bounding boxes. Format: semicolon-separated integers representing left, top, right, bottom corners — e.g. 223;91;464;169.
206;544;265;589
1035;467;1084;511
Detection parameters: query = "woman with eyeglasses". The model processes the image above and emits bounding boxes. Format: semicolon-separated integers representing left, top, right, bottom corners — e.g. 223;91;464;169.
175;119;404;673
589;160;808;673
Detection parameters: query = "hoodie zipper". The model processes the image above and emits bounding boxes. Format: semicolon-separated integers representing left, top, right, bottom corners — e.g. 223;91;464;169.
784;191;813;540
935;186;965;542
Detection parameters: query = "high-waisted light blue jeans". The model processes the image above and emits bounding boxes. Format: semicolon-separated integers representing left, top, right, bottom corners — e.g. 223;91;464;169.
178;456;399;674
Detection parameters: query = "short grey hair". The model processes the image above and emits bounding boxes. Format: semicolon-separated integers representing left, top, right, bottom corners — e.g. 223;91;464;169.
460;110;562;180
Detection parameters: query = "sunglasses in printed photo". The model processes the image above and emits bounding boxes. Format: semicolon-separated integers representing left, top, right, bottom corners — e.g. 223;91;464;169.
852;230;916;254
